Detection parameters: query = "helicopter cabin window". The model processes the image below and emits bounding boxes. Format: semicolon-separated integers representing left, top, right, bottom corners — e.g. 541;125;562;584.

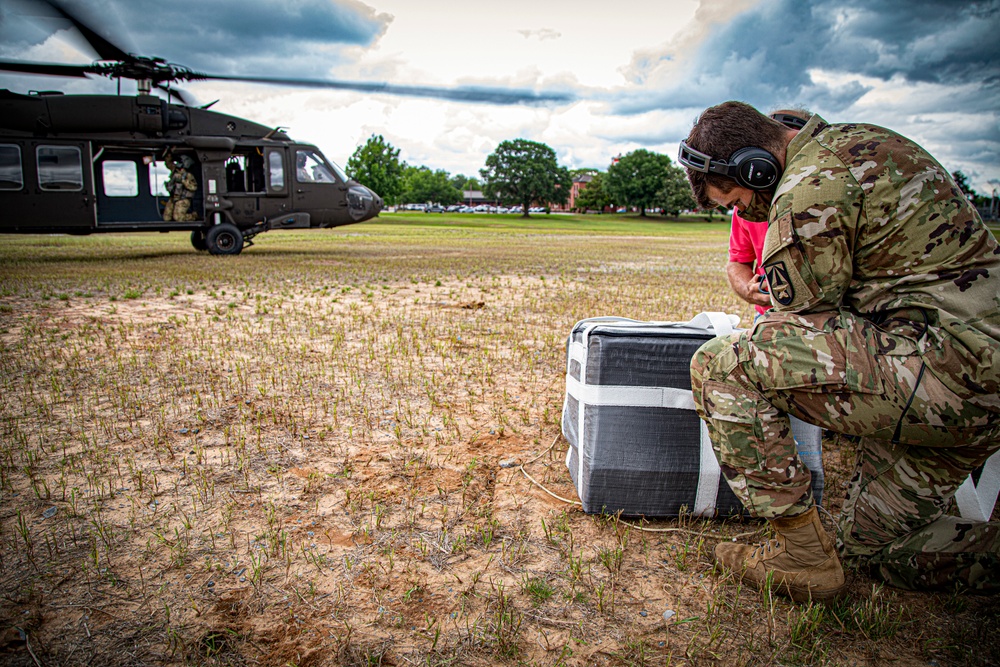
0;145;23;191
101;161;139;197
224;152;266;193
295;150;338;184
267;151;285;191
37;146;83;191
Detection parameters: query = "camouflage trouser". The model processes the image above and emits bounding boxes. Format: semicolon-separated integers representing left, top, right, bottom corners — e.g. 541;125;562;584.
690;310;1000;591
163;196;197;222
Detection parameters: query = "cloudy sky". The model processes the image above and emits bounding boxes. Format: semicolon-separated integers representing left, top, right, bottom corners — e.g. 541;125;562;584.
1;0;998;195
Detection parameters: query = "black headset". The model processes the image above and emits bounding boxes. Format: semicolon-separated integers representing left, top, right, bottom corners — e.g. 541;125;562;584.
677;111;808;191
770;112;808;130
677;142;781;191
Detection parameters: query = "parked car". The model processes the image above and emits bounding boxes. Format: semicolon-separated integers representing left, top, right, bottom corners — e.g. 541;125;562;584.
425;205;445;213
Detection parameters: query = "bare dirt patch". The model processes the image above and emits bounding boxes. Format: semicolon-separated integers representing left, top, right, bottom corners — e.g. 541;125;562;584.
0;228;996;666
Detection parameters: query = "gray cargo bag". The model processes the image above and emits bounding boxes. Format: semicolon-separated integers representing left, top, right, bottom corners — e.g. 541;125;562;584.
561;313;824;517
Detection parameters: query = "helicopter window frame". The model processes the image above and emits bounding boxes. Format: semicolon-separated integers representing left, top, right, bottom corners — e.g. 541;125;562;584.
101;160;140;198
37;145;84;192
267;150;285;192
295;149;339;184
0;144;23;191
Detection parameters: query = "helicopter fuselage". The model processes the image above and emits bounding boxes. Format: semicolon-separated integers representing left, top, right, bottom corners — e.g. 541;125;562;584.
0;89;383;253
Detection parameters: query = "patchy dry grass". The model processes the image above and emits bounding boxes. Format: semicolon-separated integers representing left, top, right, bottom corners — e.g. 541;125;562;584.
0;216;997;666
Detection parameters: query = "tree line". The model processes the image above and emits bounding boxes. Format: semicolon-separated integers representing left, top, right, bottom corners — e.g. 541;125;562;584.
345;135;696;218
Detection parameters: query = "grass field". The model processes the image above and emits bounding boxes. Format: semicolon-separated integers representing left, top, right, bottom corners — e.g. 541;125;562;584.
0;213;996;666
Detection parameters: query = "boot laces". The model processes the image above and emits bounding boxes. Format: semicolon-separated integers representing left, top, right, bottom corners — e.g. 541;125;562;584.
750;538;782;560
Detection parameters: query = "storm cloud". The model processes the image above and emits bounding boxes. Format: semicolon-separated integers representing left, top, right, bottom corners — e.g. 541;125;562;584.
607;0;1000;191
614;0;999;114
0;0;391;79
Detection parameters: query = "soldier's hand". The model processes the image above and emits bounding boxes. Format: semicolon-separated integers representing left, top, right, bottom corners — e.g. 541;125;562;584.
747;275;772;307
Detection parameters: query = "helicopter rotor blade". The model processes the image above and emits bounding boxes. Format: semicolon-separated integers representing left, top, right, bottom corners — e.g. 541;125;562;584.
0;58;94;78
5;2;575;107
193;73;574;106
40;0;132;63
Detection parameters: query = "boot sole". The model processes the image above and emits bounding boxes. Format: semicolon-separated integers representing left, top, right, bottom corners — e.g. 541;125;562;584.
780;581;847;603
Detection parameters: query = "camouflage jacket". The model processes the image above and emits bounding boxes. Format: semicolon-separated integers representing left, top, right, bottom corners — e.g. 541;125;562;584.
165;155;198;199
166;169;197;198
760;115;1000;406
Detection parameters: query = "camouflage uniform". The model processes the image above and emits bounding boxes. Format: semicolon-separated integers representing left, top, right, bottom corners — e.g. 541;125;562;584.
162;154;198;222
690;115;1000;591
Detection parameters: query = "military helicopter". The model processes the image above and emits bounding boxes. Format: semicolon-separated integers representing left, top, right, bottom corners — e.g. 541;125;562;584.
0;1;569;254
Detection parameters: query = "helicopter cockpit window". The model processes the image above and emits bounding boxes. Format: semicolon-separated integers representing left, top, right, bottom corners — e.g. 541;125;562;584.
37;145;83;191
295;150;338;184
0;145;23;191
328;159;349;183
101;161;139;197
267;151;285;191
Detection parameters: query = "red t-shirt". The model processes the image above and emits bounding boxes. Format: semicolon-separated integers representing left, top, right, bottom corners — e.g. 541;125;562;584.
728;210;769;315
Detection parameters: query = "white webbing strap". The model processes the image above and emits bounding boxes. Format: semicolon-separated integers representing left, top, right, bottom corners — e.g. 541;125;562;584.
565;375;695;410
685;311;737;337
693;419;720;517
954;450;1000;522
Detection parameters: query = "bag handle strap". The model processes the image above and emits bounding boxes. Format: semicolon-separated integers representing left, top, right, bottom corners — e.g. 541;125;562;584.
684;311;737;336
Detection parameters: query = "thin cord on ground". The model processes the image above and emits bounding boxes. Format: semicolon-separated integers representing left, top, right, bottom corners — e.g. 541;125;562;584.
518;434;766;539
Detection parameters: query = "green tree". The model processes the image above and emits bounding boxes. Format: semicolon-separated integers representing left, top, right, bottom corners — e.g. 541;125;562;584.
401;166;461;205
451;174;481;192
345;134;404;205
952;170;978;200
656;164;697;216
480;139;570;217
605;149;674;216
573;172;613;213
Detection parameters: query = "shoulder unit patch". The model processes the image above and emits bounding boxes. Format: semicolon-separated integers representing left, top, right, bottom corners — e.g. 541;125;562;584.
764;261;795;306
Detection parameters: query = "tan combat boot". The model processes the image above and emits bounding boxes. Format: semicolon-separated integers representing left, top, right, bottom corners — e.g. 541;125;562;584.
715;506;846;602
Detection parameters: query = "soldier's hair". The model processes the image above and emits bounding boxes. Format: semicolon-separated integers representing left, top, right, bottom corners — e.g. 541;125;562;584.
682;101;791;209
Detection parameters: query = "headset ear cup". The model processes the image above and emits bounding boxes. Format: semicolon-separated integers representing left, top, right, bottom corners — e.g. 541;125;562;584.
729;147;779;190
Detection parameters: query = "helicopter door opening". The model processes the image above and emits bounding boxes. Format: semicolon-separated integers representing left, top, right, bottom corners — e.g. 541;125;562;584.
222;149;275;227
94;151;203;226
95;158;149;224
225;151;266;194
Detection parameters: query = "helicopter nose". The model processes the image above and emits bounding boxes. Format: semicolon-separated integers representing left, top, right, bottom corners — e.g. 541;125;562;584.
347;185;383;221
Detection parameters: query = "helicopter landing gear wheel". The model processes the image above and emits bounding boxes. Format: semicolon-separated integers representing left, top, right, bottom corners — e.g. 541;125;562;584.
205;223;244;255
190;230;208;251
